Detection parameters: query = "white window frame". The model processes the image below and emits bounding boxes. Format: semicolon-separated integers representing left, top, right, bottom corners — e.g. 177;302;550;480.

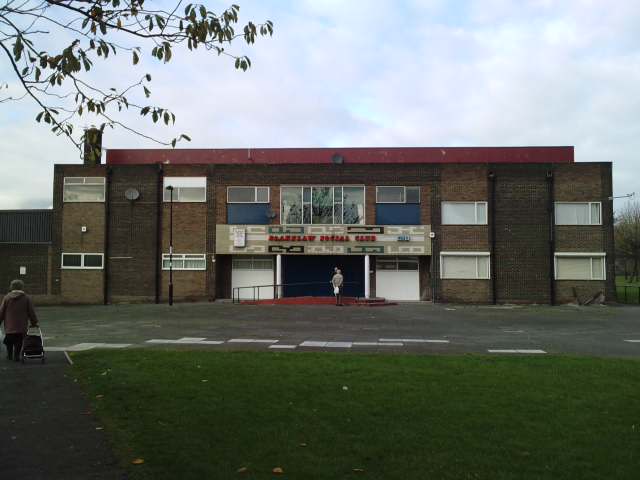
441;201;488;225
232;255;274;270
227;186;270;204
63;177;106;203
280;185;365;225
163;177;207;203
375;186;420;204
162;253;207;271
375;256;419;271
61;253;104;270
554;202;602;226
554;252;606;280
440;252;491;279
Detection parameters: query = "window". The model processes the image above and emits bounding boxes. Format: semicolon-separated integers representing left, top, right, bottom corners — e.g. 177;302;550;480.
280;186;365;225
61;253;104;269
232;256;274;270
376;256;419;271
440;252;490;279
227;186;269;203
63;177;105;202
442;202;487;225
162;253;206;270
554;253;606;280
376;186;420;203
163;177;206;202
555;202;601;225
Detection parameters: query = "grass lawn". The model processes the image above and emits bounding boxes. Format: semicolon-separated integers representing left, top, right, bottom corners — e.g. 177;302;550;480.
616;276;640;303
73;350;640;480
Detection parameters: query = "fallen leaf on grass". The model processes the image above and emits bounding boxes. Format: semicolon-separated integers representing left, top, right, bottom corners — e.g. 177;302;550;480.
272;467;284;474
131;458;145;465
299;442;307;447
236;467;248;473
95;394;104;399
95;427;103;430
353;468;365;473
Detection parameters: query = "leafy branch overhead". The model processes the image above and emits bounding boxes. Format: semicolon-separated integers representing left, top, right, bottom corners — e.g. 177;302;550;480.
0;1;273;151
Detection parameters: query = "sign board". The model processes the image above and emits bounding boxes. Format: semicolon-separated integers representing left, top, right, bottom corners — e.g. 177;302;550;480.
216;224;431;255
233;227;246;248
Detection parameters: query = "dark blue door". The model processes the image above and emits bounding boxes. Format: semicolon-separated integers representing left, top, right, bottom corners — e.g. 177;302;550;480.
282;255;364;297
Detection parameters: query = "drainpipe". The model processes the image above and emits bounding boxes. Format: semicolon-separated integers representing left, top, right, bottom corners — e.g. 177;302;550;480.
103;166;112;305
489;171;497;305
155;164;163;304
547;167;556;305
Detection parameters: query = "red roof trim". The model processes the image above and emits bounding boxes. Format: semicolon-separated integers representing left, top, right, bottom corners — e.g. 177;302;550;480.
106;146;574;165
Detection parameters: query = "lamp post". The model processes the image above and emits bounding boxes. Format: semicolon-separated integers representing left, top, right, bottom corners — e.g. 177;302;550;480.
165;185;174;306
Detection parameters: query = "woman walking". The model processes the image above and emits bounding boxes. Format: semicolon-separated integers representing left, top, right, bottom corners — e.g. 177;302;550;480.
0;279;39;361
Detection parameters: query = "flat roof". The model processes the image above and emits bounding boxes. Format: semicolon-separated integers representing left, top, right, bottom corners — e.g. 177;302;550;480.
106;146;574;165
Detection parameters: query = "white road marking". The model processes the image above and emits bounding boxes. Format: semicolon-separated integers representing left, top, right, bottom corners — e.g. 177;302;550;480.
488;349;546;354
503;330;525;334
269;344;297;349
325;342;352;348
300;341;327;347
48;343;131;352
146;339;223;345
379;338;450;344
178;337;206;342
353;342;403;347
624;340;640;343
227;339;278;344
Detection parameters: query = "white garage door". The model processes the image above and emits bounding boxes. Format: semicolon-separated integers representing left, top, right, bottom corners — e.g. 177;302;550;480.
232;256;275;300
375;256;420;301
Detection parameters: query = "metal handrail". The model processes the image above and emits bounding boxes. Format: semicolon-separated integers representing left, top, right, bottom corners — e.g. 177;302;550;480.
232;281;360;303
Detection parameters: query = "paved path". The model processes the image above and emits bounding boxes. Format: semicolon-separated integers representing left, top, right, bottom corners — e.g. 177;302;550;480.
33;302;640;357
0;352;126;480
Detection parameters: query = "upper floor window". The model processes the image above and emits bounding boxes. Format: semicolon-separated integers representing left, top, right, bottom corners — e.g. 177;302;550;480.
442;202;487;225
61;253;104;269
63;177;105;203
281;186;364;225
163;177;206;202
376;186;420;203
227;186;269;203
554;253;605;280
555;202;601;225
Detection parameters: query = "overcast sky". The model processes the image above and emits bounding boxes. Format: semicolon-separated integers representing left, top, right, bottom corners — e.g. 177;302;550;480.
1;0;638;210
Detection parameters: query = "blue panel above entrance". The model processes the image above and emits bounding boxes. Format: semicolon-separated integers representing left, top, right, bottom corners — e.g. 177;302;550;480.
282;255;364;297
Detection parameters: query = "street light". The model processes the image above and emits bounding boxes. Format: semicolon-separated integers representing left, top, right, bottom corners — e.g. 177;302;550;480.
165;185;174;306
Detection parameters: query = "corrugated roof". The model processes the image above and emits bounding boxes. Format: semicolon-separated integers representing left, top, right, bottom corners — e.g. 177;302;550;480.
0;210;52;244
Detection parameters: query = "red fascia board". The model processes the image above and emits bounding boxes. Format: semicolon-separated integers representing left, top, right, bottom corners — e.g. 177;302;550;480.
106;146;574;165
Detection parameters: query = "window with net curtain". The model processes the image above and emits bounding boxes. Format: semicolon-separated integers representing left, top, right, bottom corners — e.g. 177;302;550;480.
555;255;605;280
280;186;365;224
555;203;601;225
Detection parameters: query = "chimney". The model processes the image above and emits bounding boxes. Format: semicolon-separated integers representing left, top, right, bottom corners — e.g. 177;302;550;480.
83;127;103;165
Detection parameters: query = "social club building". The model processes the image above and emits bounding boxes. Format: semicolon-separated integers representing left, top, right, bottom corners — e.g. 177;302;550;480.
0;146;616;304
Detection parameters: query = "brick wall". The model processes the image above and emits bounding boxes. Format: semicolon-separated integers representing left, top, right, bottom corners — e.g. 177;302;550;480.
61;270;103;303
441;280;491;303
0;244;50;295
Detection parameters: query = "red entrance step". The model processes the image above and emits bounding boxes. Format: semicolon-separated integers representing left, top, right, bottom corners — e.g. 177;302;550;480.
241;296;396;306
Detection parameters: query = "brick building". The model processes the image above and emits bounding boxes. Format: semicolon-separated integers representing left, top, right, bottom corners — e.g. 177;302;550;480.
0;145;616;304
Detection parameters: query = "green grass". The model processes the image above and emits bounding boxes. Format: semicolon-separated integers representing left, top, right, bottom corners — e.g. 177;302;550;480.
73;350;640;480
616;276;640;303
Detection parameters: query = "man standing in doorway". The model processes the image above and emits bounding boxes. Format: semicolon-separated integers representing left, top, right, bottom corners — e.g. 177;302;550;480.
332;268;344;306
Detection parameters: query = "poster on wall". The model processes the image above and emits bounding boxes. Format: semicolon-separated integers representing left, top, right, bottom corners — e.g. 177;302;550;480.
233;227;246;248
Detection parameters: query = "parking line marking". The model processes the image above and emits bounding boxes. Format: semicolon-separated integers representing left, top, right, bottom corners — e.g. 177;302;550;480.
300;341;328;347
227;339;278;344
353;342;404;347
624;340;640;343
488;349;546;354
146;339;223;345
325;342;352;348
379;338;450;344
178;337;206;342
269;344;297;349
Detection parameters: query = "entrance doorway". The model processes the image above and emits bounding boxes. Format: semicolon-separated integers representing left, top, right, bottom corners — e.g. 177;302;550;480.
282;255;364;297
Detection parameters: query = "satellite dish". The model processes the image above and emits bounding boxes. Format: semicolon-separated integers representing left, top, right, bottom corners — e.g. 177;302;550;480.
125;188;140;201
